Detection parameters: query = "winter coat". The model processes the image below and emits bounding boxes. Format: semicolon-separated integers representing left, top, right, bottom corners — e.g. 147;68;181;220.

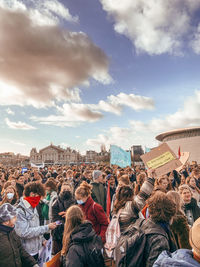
153;249;200;267
184;197;200;226
79;196;108;243
119;177;155;233
15;197;49;256
170;211;191;249
141;218;177;267
51;190;76;253
91;182;107;211
64;222;104;267
0;224;37;267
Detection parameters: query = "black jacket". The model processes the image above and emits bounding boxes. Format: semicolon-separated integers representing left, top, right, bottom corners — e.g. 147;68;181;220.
0;224;36;267
65;222;104;267
52;191;76;241
184;197;200;225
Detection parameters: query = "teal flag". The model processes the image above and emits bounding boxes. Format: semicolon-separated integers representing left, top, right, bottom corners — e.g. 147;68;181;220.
110;145;131;168
145;146;151;153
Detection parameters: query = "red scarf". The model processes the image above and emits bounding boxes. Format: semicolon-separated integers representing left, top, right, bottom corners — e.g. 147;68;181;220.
24;196;41;208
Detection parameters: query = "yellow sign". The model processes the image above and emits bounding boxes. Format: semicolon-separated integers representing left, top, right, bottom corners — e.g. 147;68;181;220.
146;151;175;169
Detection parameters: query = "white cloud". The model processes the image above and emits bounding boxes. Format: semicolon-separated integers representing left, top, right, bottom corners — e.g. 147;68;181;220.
6;108;15;115
100;0;200;55
31;103;103;127
0;0;78;26
5;118;36;130
0;4;111;108
87;90;200;150
31;92;154;127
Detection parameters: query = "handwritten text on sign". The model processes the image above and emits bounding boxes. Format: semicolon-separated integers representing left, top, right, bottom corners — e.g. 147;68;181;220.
146;151;175;169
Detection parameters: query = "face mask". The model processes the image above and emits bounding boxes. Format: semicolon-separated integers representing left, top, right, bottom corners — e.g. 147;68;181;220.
7;193;14;200
24;196;41;208
77;199;84;205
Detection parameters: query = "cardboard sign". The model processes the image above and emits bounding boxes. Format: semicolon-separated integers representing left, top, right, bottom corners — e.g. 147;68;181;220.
176;152;190;172
140;143;182;176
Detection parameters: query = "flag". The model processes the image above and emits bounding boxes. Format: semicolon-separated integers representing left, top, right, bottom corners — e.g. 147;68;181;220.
110;145;131;168
178;146;181;159
106;180;111;221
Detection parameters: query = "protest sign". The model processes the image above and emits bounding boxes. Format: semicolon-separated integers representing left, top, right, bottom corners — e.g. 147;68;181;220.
38;238;52;267
140;143;182;176
110;145;131;168
45;252;61;267
176;152;190;172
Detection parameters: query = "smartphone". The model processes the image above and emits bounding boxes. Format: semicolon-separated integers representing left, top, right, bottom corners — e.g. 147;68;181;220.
55;220;62;225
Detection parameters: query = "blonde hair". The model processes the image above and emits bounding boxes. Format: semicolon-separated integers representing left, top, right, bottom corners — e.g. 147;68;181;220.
61;205;84;255
75;181;92;199
179;184;192;195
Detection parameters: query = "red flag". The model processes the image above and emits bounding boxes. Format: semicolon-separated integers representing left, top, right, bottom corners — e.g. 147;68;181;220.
106;180;111;221
178;146;181;159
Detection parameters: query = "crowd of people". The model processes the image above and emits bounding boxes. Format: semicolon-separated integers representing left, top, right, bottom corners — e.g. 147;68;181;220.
0;162;200;267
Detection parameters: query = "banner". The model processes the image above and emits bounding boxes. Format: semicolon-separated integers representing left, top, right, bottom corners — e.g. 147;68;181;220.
45;252;61;267
110;145;131;168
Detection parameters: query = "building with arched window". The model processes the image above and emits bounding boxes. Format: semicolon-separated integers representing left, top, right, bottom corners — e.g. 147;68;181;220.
156;127;200;163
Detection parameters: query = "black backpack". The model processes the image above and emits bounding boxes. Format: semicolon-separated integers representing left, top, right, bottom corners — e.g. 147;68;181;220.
115;218;167;267
63;235;105;267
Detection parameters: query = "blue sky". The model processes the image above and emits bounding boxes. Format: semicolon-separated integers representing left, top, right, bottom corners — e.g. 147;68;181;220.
0;0;200;155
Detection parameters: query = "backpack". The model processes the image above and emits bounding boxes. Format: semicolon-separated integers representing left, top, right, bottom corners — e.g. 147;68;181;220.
83;235;105;267
115;218;167;267
104;209;121;259
63;235;105;267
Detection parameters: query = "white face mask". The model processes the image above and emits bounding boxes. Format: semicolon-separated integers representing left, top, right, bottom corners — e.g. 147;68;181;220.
7;193;14;200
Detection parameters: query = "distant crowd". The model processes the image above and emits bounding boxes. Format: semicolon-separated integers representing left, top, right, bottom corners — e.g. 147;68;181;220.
0;162;200;267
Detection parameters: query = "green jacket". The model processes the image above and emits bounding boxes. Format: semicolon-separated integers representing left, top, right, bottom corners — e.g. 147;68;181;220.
91;182;107;211
0;224;37;267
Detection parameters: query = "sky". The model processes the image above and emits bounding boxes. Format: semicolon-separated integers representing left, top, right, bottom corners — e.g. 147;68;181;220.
1;0;200;156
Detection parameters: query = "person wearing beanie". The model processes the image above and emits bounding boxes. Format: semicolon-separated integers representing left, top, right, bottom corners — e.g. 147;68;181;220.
91;170;107;211
153;217;200;266
0;203;39;267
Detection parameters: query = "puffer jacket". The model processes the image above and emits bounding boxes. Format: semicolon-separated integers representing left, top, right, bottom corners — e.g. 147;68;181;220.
153;249;200;267
65;222;104;267
0;223;37;267
15;197;49;255
119;177;155;233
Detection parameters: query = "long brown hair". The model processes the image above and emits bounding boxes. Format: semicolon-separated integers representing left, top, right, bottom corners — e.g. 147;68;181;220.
0;185;18;205
113;185;133;214
61;205;84;256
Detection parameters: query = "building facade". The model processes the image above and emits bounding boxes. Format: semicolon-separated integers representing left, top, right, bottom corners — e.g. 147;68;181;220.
30;144;80;165
156;127;200;163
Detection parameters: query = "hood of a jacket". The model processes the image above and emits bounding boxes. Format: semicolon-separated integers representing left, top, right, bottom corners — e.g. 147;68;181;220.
70;222;95;243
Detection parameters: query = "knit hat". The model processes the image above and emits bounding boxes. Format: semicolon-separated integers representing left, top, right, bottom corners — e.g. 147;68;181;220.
0;203;17;223
93;170;102;180
189;217;200;255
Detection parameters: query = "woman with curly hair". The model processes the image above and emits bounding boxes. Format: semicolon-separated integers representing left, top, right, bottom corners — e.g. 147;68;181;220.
61;205;105;267
75;181;109;243
15;182;57;261
167;191;191;249
139;191;177;267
